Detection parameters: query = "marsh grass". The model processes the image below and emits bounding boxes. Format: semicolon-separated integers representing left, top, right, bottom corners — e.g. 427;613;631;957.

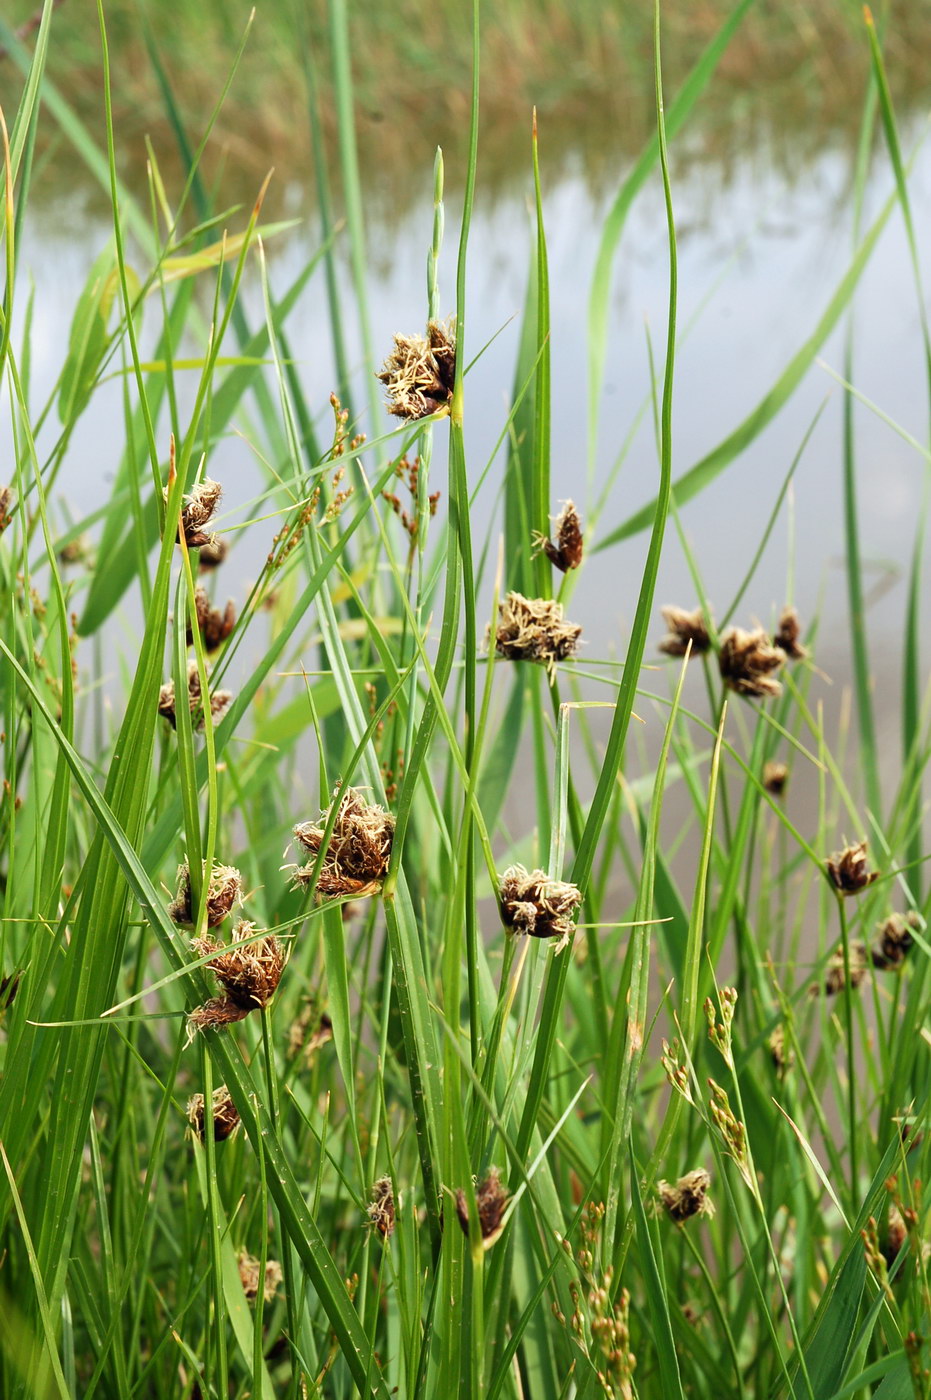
0;2;930;1398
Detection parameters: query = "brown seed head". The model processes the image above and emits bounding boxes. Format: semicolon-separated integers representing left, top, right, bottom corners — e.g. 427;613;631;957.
658;605;712;658
768;1024;794;1076
492;592;582;675
186;586;236;653
826;840;879;896
292;785;394;898
158;660;233;730
774;604;808;660
499;864;582;953
533;500;584;573
376;319;456;420
882;1206;908;1270
658;1169;714;1223
193;923;285;1012
237;1250;283;1303
367;1177;396;1238
718;627;786;699
821;940;868;996
167;476;223;549
763;760;789;796
198;535;228;572
0;486;14;533
872;912;920;970
186;1085;241;1142
168;860;243;928
455;1168;510;1249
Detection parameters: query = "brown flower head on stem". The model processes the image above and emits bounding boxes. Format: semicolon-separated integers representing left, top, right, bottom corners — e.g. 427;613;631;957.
292;785;394;899
367;1177;396;1238
763;760;789;796
186;586;236;653
499;864;582;953
186;1085;241;1142
491;592;582;676
237;1251;283;1303
166;476;223;550
533;500;584;573
872;912;920;970
187;924;285;1035
718;627;786;699
826;840;879;896
820;940;868;996
774;605;808;661
658;605;712;658
658;1169;714;1223
769;1024;794;1076
0;486;14;533
455;1168;510;1250
158;660;233;730
168;860;243;928
197;535;228;572
376;319;456;420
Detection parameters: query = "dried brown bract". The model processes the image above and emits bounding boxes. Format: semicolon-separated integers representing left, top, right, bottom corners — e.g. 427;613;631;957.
821;940;868;996
533;500;584;573
167;477;223;550
186;586;236;653
168;860;243;928
826;840;879;896
718;627;785;699
238;1251;283;1303
292;786;394;899
492;592;581;675
658;1169;714;1223
376;319;456;420
455;1169;510;1250
198;535;228;572
0;486;13;533
367;1177;396;1238
872;912;920;970
658;605;711;658
763;760;789;796
186;1085;240;1142
499;864;582;953
158;660;233;730
774;604;808;661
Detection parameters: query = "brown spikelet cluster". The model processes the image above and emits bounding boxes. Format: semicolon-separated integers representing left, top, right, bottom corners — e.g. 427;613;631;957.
367;1177;396;1238
774;604;808;660
763;760;789;796
168;860;243;928
0;486;14;533
658;605;712;658
158;660;233;730
292;786;394;899
499;864;582;953
237;1251;283;1303
455;1169;510;1249
769;1024;794;1076
198;535;228;572
186;1085;240;1142
168;477;223;550
718;627;786;699
376;319;456;420
492;592;581;674
820;940;868;996
826;840;879;896
188;923;285;1034
186;586;236;653
871;912;920;970
533;500;584;573
658;1169;714;1223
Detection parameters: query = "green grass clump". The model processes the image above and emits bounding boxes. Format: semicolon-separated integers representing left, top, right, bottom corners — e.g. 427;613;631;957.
0;2;929;1397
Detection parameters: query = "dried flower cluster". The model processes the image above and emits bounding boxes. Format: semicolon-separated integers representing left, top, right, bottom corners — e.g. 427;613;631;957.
826;840;879;896
291;785;394;898
774;604;808;660
763;760;789;795
186;586;236;652
455;1168;509;1250
492;592;581;674
498;864;582;953
769;1024;794;1076
533;500;584;573
168;860;243;928
376;320;456;420
658;1169;714;1223
186;1085;240;1142
188;923;285;1033
197;535;228;571
820;940;868;997
158;660;233;730
872;912;919;970
0;486;14;533
238;1251;283;1303
718;626;786;699
658;605;712;658
367;1177;396;1238
168;477;223;550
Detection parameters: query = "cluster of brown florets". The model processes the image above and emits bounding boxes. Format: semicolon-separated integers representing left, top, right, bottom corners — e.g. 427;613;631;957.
186;1085;241;1142
188;925;286;1033
658;602;809;700
0;486;14;534
186;586;236;653
238;1251;283;1303
167;476;224;551
816;909;921;997
382;454;441;545
825;839;879;896
658;1169;715;1223
158;661;233;731
376;320;456;420
169;860;243;928
533;500;584;573
498;864;582;953
454;1168;510;1250
291;785;395;899
491;592;582;676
